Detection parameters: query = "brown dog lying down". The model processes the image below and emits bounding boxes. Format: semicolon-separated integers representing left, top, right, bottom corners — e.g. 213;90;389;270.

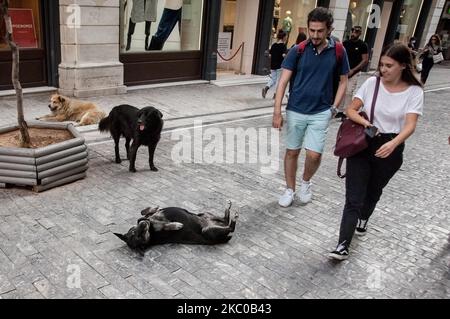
115;202;238;254
36;94;106;126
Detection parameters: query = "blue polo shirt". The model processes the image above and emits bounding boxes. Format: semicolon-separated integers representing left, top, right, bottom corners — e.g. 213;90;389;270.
282;39;350;114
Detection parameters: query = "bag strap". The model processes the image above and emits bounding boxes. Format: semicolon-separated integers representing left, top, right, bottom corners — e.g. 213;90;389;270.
369;76;381;123
338;76;381;179
337;157;345;178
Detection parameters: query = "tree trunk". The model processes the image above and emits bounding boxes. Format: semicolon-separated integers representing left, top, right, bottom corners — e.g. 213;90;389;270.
1;0;31;148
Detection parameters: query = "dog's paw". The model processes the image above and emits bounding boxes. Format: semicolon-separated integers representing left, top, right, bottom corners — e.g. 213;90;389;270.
115;158;122;164
150;166;158;172
129;167;137;173
141;206;159;216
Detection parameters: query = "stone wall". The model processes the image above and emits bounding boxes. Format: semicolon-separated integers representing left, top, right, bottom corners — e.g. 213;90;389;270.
58;0;127;97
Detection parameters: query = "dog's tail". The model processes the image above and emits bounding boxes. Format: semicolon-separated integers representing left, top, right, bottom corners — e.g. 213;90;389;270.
98;116;110;132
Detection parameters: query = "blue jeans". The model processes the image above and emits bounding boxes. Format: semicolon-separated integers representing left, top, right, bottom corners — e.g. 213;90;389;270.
148;8;182;50
266;69;282;90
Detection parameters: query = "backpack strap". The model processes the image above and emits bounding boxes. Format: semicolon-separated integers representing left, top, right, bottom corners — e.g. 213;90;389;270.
335;41;344;64
297;39;309;55
290;40;310;90
332;41;344;103
295;40;309;66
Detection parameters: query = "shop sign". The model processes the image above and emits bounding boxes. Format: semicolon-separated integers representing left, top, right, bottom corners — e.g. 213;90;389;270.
9;8;38;48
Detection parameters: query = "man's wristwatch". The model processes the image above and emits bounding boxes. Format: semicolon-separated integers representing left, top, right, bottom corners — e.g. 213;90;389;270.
330;106;338;117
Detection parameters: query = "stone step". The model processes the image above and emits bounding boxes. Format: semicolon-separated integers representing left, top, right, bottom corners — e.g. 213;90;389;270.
78;105;279;145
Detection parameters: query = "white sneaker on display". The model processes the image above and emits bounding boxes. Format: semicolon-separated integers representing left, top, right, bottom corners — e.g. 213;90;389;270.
278;188;295;207
298;181;312;204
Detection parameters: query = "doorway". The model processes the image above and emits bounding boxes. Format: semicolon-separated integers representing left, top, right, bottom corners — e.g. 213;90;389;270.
216;0;260;80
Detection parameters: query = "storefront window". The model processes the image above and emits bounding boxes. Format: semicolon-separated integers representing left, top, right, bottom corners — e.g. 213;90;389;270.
344;0;373;41
395;0;424;43
120;0;204;53
273;0;316;48
0;0;42;50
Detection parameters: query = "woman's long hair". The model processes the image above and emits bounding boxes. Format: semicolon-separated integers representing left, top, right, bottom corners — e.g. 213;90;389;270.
427;34;441;47
379;43;423;88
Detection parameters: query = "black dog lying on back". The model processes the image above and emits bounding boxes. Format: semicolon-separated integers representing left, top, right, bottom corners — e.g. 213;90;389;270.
99;105;163;172
114;202;238;254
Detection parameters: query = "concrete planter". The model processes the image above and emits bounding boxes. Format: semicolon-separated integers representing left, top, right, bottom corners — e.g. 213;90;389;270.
0;122;88;192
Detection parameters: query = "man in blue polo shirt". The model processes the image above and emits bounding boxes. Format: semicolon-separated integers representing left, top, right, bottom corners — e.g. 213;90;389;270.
272;7;349;207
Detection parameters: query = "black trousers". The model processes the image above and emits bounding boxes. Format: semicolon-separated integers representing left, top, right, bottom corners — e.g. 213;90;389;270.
338;134;405;246
421;56;434;84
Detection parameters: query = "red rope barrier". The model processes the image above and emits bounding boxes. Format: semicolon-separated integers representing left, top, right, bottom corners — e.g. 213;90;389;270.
216;43;244;62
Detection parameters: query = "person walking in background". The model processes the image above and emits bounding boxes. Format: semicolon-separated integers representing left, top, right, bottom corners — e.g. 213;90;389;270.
420;34;443;84
337;26;368;120
408;36;420;72
407;36;418;56
272;7;349;207
262;30;287;99
329;43;424;260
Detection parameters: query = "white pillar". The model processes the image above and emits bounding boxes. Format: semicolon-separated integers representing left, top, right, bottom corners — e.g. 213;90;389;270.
231;0;259;75
328;0;351;41
58;0;126;97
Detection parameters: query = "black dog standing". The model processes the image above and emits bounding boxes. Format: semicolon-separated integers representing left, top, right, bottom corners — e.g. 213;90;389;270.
99;105;163;172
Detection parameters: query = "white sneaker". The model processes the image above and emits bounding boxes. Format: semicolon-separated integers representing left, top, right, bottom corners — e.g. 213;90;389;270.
278;188;295;207
298;182;312;204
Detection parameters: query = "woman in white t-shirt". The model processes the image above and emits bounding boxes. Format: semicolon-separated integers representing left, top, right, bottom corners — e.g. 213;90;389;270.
329;43;424;261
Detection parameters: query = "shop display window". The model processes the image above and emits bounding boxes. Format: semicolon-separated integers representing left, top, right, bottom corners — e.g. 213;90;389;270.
396;0;424;43
0;0;42;50
120;0;204;53
272;0;316;48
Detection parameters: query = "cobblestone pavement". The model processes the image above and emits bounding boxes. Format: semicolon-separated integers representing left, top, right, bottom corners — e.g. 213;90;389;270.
0;69;449;299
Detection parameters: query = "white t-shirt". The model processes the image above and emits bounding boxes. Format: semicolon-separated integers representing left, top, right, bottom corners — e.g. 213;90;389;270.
354;77;424;134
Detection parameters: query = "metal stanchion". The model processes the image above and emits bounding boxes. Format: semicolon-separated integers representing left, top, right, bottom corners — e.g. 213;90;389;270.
235;42;246;75
216;42;246;75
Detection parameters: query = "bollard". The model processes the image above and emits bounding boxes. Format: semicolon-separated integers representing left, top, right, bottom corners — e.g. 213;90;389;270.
235;42;246;75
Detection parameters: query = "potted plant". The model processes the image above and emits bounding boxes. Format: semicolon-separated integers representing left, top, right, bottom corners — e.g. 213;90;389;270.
0;0;88;192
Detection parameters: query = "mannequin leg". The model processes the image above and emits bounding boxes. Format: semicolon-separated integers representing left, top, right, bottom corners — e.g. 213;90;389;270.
126;18;136;51
148;8;181;51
